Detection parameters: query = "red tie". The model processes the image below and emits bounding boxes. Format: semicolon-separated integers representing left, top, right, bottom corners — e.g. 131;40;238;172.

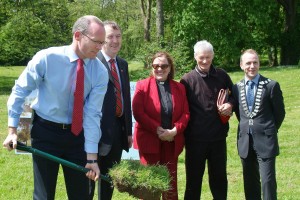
71;59;84;135
109;59;122;117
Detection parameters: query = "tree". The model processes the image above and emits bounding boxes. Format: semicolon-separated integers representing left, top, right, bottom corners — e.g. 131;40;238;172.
0;0;71;65
0;0;12;27
140;0;152;41
1;0;298;68
156;0;164;40
0;11;54;65
165;0;298;68
276;0;300;65
169;0;249;67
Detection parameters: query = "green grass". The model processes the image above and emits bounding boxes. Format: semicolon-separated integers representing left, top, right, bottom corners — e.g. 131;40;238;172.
109;160;170;197
128;61;151;81
0;64;299;199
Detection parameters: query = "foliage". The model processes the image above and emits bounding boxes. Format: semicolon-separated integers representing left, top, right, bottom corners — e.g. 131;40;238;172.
32;1;72;46
167;0;287;68
0;0;299;68
67;0;144;60
135;40;194;78
0;0;12;27
0;0;71;66
0;12;53;65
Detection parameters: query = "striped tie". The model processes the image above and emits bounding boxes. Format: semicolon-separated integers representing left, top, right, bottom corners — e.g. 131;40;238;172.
109;59;122;117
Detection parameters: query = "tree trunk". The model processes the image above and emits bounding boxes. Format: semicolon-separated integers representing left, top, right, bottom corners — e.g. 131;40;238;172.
276;0;300;65
268;47;279;67
140;0;152;42
156;0;164;40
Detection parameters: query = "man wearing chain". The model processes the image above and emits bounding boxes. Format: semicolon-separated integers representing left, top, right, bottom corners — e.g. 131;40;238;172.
232;49;285;200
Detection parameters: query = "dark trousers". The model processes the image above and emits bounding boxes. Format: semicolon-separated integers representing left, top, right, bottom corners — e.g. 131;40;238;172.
241;135;277;200
89;118;123;200
139;141;178;200
31;118;90;200
184;139;228;200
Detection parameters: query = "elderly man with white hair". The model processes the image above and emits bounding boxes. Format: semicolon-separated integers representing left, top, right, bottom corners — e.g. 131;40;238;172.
180;40;234;200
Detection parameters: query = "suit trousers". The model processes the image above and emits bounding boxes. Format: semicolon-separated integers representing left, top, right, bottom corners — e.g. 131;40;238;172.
241;135;277;200
184;139;228;200
89;117;123;200
139;141;178;200
31;117;90;200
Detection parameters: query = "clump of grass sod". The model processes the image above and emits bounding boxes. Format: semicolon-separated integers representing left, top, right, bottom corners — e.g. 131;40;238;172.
109;160;171;200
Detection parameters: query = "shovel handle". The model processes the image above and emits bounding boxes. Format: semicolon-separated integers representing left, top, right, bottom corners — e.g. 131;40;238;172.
10;141;112;184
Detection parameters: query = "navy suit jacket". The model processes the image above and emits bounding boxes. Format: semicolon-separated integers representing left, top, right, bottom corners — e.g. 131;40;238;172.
97;52;132;155
233;75;285;159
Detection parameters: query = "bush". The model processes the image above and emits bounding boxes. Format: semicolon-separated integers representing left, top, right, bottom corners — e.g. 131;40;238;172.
0;1;71;66
134;41;194;79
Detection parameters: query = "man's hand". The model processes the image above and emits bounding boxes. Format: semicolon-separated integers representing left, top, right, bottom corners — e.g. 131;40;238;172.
218;102;233;116
3;127;18;151
85;162;100;181
86;153;100;181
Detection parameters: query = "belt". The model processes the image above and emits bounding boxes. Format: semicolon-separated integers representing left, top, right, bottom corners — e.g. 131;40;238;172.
35;115;71;130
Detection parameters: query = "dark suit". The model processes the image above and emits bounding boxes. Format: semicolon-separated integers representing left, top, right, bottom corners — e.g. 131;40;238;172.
90;52;132;200
233;75;285;200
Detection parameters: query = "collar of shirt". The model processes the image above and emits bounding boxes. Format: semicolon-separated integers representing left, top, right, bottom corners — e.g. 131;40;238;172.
100;51;121;82
195;65;216;78
244;74;260;86
67;45;91;66
100;50;116;64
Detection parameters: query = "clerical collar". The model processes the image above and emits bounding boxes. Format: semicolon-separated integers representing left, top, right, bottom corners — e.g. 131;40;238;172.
156;80;169;85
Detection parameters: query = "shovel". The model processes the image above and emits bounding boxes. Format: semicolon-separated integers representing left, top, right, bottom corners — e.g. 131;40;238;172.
11;141;112;185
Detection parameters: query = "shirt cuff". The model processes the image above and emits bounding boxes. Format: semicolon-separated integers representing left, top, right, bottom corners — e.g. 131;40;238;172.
85;141;98;154
8;117;20;128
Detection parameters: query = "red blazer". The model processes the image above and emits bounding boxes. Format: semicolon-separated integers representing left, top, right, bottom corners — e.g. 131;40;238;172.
132;77;190;157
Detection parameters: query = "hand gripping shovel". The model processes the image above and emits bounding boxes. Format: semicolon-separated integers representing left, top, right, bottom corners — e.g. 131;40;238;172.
11;141;112;185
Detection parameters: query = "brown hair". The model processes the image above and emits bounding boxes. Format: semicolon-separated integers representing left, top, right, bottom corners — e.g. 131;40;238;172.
151;51;175;80
103;20;121;32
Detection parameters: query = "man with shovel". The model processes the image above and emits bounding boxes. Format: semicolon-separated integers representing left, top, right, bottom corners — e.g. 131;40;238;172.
3;15;108;200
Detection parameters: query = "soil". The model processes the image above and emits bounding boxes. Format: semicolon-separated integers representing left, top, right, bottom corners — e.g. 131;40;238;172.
116;183;161;200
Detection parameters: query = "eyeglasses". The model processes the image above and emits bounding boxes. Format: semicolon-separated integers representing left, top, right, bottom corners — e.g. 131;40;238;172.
81;32;107;45
152;64;169;69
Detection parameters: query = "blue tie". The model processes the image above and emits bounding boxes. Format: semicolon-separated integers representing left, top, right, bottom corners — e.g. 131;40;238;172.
247;80;255;111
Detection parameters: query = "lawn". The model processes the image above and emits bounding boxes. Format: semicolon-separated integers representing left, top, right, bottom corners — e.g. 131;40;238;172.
0;64;299;199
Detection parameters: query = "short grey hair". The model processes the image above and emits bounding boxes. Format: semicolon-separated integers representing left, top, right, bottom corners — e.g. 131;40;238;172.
194;40;214;56
72;15;103;35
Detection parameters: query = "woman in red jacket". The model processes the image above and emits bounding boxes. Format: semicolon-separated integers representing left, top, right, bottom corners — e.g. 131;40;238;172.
132;52;190;200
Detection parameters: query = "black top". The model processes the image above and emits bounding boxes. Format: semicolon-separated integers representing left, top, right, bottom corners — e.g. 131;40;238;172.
180;65;234;142
156;80;173;129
